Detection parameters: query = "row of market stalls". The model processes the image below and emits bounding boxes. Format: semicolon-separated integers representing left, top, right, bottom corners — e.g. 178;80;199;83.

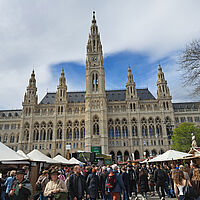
137;149;200;165
0;142;84;193
0;142;83;165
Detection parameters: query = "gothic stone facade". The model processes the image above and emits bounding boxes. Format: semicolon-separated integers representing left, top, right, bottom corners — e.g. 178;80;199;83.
0;13;200;162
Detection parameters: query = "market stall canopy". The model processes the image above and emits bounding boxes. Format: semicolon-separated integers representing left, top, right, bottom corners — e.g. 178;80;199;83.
27;149;59;164
53;155;70;164
148;150;192;162
17;150;29;159
68;157;84;165
0;142;27;162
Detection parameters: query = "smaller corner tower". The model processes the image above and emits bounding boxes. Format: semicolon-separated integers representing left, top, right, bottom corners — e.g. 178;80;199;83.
22;70;38;115
126;66;138;111
55;69;68;115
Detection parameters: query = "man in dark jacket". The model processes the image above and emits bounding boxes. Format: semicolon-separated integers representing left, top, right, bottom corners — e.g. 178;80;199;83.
154;165;166;200
128;165;138;199
68;165;89;200
121;167;129;200
86;168;99;200
99;167;109;200
9;169;32;200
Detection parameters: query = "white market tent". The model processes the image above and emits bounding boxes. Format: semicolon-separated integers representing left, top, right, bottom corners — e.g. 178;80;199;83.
148;150;192;163
0;142;27;162
53;155;70;164
17;150;29;159
68;157;84;165
27;149;59;164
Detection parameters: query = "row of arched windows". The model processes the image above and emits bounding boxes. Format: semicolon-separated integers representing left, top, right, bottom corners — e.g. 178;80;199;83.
108;117;171;139
0;134;19;144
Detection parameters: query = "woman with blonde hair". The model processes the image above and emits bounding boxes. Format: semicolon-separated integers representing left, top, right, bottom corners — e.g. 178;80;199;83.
174;170;192;200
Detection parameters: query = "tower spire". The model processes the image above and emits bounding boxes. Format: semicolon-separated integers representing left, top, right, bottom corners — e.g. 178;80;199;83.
126;66;137;100
157;64;170;98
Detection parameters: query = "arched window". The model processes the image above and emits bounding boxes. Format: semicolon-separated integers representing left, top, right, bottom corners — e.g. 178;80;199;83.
80;120;85;139
141;117;147;137
122;118;128;138
117;151;122;162
124;151;129;161
47;122;53;141
131;118;138;136
108;119;114;138
92;72;99;92
66;121;72;140
73;120;79;139
10;135;15;143
56;121;63;139
93;116;99;135
4;134;8;143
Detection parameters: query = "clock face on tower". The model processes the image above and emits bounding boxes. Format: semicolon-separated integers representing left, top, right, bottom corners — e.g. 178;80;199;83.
90;56;97;62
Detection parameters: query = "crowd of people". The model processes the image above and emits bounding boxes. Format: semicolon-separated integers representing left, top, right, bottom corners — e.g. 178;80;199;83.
0;162;200;200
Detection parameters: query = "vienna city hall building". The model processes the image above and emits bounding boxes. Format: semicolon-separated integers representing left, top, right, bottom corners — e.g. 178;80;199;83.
0;13;200;162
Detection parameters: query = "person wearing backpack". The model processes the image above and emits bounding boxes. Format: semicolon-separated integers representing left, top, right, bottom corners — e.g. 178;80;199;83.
154;165;166;200
105;165;125;200
86;168;99;200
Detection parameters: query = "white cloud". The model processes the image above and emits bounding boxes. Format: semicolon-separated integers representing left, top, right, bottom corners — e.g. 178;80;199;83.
0;0;200;109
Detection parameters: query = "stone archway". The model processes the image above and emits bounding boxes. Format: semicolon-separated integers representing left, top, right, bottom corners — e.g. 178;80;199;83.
124;151;129;161
117;151;122;162
134;150;140;160
110;151;115;162
159;149;165;154
145;150;150;158
151;149;157;156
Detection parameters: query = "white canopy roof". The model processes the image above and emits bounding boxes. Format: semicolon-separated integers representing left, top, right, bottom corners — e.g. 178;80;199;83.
17;150;29;159
68;157;84;165
27;149;59;163
148;150;192;162
53;155;70;164
0;142;27;162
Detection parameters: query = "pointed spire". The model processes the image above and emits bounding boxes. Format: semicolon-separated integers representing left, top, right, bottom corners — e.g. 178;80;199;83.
92;11;96;24
127;65;134;84
59;68;66;86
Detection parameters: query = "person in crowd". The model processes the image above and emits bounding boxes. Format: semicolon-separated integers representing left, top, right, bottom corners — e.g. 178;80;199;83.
0;172;6;200
22;166;29;180
179;165;190;181
105;165;125;200
121;167;129;200
127;165;138;200
154;164;166;200
44;169;67;199
86;168;99;200
36;170;49;200
148;170;155;197
58;170;66;182
68;165;89;200
174;170;192;200
162;164;170;198
99;167;109;200
191;163;200;196
4;170;16;200
138;169;149;200
9;169;32;200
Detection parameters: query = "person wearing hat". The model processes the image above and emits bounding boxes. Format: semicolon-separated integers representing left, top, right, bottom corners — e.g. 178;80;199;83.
44;169;67;199
9;169;32;200
35;170;49;200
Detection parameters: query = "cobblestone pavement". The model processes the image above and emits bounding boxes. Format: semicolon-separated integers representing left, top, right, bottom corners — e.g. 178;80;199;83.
132;194;176;199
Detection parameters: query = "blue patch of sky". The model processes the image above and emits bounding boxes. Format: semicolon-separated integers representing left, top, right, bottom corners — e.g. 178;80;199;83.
50;51;175;92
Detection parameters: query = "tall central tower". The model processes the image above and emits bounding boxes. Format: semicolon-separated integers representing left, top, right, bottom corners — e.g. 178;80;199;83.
85;12;108;154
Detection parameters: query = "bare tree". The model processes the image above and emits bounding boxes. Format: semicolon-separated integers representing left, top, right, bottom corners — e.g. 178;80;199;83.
179;39;200;95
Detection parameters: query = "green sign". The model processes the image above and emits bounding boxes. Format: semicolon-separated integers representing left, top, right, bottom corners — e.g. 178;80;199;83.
91;146;102;155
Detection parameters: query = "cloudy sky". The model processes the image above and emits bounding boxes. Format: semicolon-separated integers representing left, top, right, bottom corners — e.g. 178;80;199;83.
0;0;200;110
